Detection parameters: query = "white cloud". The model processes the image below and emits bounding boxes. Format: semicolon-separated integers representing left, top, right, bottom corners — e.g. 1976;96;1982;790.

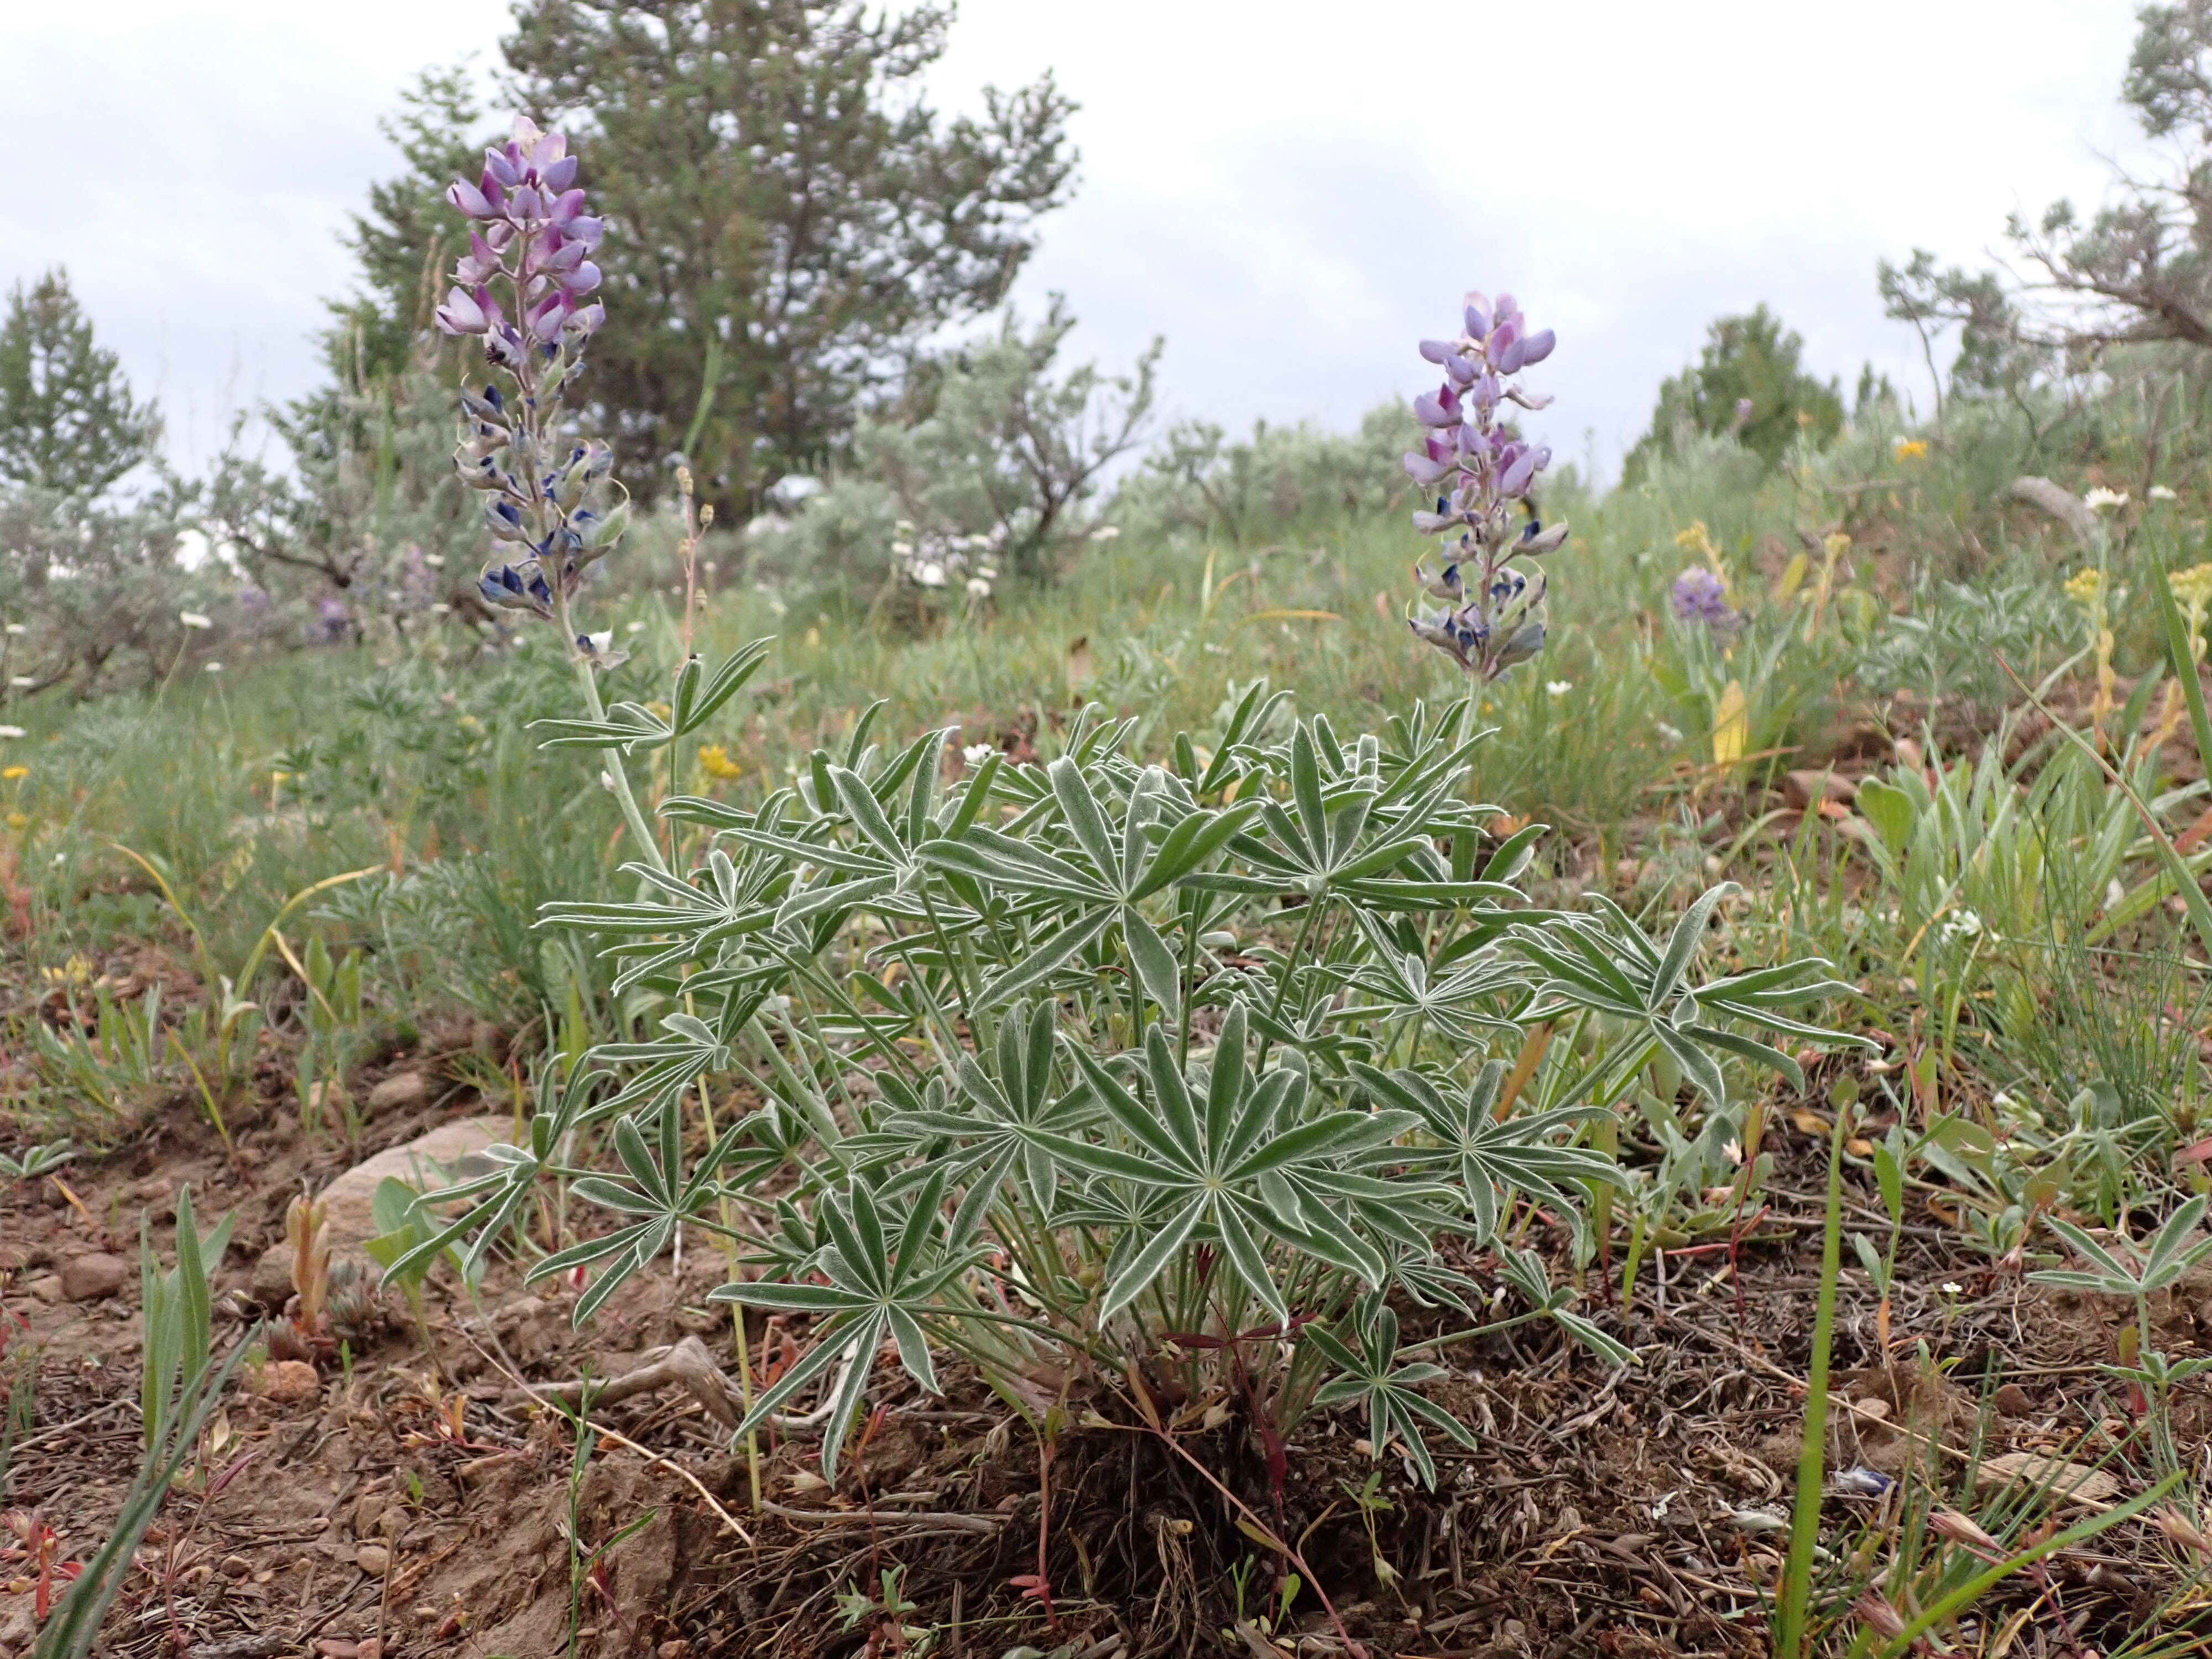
6;0;2156;479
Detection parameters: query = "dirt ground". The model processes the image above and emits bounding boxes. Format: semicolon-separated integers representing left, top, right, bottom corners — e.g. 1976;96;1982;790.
3;1005;2210;1658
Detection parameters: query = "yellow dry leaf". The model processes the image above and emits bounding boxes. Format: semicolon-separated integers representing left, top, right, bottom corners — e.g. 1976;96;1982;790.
1712;679;1749;768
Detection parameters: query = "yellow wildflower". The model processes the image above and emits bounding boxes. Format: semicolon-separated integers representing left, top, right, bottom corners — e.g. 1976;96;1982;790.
6;813;24;830
1712;679;1750;768
697;744;743;782
2;765;26;781
1673;521;1722;566
1893;440;1928;461
1822;531;1851;559
2064;567;2105;610
2171;562;2212;613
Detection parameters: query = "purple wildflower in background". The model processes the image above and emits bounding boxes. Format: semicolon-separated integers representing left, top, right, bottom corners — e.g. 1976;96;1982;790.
435;118;628;644
1670;566;1738;632
1402;291;1564;680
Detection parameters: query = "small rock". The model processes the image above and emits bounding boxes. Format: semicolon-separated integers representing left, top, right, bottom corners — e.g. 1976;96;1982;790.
60;1252;128;1302
1783;768;1857;811
1;1597;37;1650
27;1273;64;1305
1994;1382;2034;1417
355;1543;390;1576
221;1554;253;1578
366;1071;430;1112
356;1641;383;1659
251;1243;296;1307
257;1360;321;1404
315;1116;509;1262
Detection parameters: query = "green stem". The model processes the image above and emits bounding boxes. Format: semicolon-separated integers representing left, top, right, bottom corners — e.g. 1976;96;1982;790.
556;590;666;875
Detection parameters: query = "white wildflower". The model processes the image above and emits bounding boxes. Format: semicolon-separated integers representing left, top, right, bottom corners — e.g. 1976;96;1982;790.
204;662;222;674
1089;525;1121;542
962;742;997;767
966;576;992;599
1546;680;1573;697
0;726;24;739
1941;908;1984;941
179;611;213;629
1940;1281;1963;1296
914;561;947;588
2083;487;2130;513
3;624;24;637
2151;484;2180;502
423;552;445;567
7;677;29;689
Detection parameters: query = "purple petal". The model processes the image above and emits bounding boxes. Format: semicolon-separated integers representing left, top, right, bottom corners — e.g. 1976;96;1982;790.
568;302;606;336
434;285;487;335
1464;301;1490;338
446;179;493;218
563;261;603;296
1443;353;1479;387
566;215;604;248
478;167;507;211
1403;451;1454;485
1498;336;1527;374
542;154;579;192
484;149;521;189
1499;448;1538;497
551;187;588;226
1418;338;1456;364
1493;293;1517;325
1520;327;1556;366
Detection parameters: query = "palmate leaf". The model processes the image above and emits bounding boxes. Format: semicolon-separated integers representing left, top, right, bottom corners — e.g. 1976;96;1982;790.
1308;1295;1477;1489
1041;1005;1417;1323
711;1169;980;1479
1349;1060;1619;1244
1510;886;1867;1104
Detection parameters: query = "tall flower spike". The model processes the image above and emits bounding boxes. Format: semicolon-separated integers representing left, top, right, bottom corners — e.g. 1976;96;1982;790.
1404;291;1566;680
437;118;627;658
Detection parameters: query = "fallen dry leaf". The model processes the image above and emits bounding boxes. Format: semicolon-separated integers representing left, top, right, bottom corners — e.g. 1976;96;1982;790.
1975;1451;2121;1506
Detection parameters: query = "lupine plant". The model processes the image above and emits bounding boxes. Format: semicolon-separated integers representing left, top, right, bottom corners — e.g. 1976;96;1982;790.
403;122;1859;1490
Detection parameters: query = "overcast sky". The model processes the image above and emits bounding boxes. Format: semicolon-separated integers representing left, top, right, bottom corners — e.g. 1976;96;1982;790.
7;1;2158;482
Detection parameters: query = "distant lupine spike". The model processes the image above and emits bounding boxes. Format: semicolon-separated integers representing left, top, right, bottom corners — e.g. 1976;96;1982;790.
1402;290;1566;680
1670;566;1738;632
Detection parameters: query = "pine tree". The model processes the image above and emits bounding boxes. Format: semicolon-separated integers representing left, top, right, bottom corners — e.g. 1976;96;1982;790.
0;268;160;496
335;1;1076;514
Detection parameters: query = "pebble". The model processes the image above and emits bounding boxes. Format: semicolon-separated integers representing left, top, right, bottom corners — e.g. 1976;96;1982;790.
1994;1382;2034;1417
355;1543;390;1575
25;1274;62;1305
258;1360;321;1404
366;1071;430;1112
59;1252;129;1302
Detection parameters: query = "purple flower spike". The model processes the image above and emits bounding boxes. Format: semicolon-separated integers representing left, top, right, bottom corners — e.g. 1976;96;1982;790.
1671;567;1737;630
1403;286;1566;681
